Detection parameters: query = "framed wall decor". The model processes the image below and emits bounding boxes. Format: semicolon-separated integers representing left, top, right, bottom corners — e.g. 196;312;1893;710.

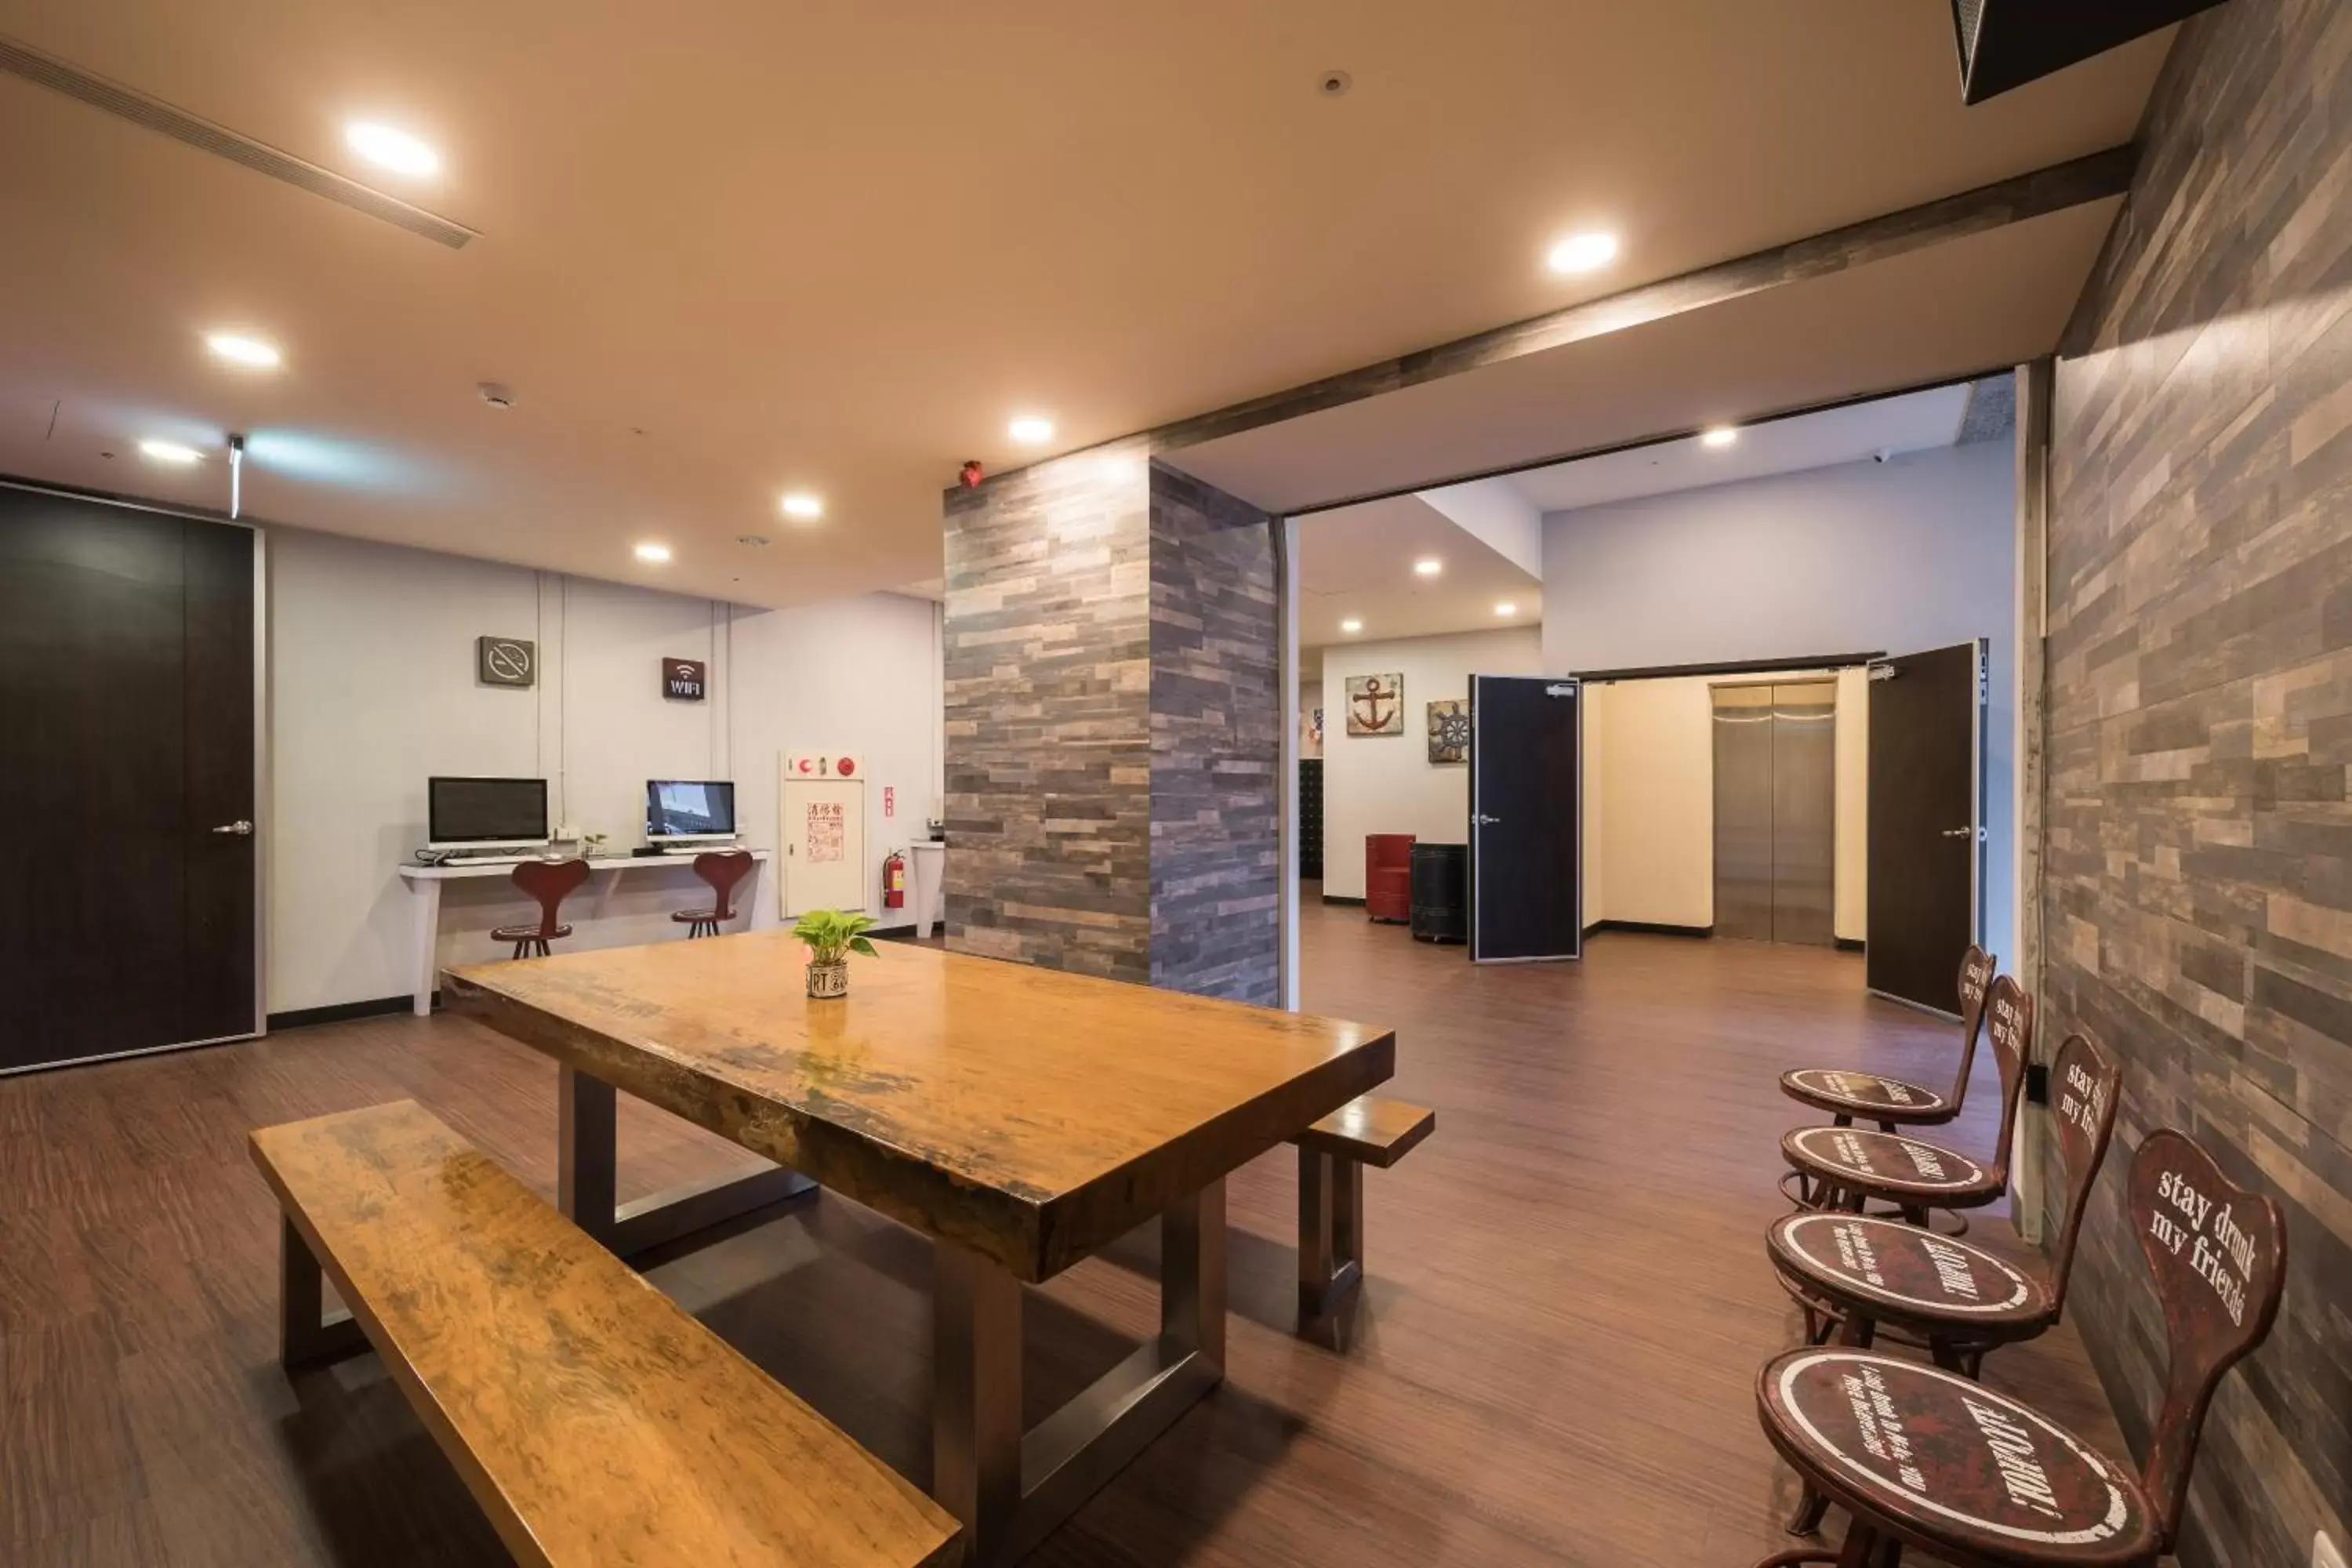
1345;673;1404;735
1428;698;1470;764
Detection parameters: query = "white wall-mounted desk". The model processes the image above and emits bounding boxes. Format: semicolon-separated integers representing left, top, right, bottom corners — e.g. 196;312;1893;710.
396;851;774;1016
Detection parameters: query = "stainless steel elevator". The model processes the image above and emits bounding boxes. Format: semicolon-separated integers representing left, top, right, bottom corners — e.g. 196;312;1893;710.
1711;681;1836;946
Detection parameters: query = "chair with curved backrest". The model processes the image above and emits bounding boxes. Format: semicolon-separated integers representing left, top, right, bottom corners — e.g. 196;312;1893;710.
1780;976;2034;1231
1365;834;1414;924
490;858;591;959
1753;1126;2288;1568
1769;1030;2124;1374
673;850;754;938
1780;946;1998;1134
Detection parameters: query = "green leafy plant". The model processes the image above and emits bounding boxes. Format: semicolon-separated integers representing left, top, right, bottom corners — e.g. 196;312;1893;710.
792;909;878;966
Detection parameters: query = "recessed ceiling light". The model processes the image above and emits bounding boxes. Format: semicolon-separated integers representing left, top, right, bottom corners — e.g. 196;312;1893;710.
780;492;823;519
138;437;202;465
633;542;671;564
1007;416;1054;445
205;332;281;369
1701;425;1740;448
345;121;441;177
1547;231;1619;274
1340;617;1363;635
1495;601;1519;617
1413;557;1443;577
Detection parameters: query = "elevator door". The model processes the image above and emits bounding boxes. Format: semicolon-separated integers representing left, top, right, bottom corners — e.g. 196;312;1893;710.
1711;681;1836;946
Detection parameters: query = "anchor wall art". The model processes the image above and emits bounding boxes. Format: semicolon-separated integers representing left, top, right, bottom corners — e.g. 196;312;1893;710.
1345;672;1405;736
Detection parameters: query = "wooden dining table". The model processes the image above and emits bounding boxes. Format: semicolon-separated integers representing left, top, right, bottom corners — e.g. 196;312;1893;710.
441;931;1395;1565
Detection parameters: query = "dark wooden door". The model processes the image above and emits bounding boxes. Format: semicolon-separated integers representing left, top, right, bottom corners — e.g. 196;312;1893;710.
0;485;257;1070
1468;675;1581;962
1865;641;1984;1015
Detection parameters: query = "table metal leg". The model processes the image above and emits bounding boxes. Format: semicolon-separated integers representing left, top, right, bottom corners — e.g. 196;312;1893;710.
557;1062;814;1261
1297;1149;1364;1323
934;1180;1227;1565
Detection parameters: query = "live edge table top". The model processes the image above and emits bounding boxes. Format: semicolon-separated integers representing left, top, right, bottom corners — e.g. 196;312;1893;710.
441;933;1396;1283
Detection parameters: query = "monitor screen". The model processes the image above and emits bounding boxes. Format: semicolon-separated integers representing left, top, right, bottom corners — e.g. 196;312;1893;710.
427;776;549;845
647;779;737;838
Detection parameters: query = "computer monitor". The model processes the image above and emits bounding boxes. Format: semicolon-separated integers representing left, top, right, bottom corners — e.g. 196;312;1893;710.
426;776;550;851
646;779;738;842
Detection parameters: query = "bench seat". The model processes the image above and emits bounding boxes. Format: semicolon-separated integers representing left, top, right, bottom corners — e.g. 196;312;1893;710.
252;1099;962;1568
1289;1094;1435;1324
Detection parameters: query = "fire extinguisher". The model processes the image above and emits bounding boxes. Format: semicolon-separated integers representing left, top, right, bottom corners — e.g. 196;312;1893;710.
883;849;906;909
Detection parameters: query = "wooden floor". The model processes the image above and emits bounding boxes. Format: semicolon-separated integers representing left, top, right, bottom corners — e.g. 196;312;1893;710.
0;903;2126;1566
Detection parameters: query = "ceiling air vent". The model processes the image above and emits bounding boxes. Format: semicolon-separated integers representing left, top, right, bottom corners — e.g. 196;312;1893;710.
1951;0;2228;104
0;33;476;249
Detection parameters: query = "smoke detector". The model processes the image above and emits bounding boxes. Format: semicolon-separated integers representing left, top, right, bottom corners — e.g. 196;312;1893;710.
477;382;516;409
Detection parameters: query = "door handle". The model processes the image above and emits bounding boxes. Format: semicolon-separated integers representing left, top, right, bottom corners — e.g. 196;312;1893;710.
1472;813;1502;826
1940;827;1970;838
211;820;254;836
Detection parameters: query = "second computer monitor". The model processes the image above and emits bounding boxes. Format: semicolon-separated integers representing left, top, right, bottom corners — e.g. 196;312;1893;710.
646;779;737;842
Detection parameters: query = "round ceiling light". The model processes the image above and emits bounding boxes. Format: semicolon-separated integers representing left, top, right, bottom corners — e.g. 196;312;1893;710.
205;332;281;369
781;492;823;519
1547;231;1620;274
1007;416;1054;445
1340;617;1363;635
345;122;441;178
138;437;202;465
1413;557;1443;577
1495;601;1519;617
1701;425;1740;448
633;541;672;564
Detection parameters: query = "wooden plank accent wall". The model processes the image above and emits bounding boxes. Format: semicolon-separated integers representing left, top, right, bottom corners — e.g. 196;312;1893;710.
942;449;1279;1001
1149;461;1280;1003
2042;2;2352;1563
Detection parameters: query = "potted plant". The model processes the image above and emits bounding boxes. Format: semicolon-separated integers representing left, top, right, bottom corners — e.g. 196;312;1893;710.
793;909;878;998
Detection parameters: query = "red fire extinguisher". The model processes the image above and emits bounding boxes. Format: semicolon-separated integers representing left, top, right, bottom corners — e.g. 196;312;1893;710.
883;849;906;909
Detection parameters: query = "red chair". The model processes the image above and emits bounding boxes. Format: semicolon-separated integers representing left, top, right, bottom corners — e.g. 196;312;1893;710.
492;858;591;959
673;850;754;938
1365;834;1414;924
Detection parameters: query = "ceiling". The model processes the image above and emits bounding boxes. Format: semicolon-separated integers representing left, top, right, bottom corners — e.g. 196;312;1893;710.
1298;378;1999;647
1507;382;1978;513
1296;494;1539;648
0;2;2168;605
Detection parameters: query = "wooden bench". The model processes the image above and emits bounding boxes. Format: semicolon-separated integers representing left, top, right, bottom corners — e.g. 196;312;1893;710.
251;1099;963;1568
1290;1094;1436;1323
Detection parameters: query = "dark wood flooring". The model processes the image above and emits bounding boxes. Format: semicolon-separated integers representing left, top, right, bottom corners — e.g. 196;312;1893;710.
0;905;2125;1566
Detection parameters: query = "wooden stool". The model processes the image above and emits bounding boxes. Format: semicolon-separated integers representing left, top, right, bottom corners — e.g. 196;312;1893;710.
1779;946;1997;1137
673;849;754;938
1770;1032;2121;1374
1780;977;2032;1229
490;857;590;959
1292;1094;1435;1324
1753;1127;2286;1568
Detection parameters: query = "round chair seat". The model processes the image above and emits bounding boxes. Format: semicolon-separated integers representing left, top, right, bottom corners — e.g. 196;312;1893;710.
490;922;572;943
1756;1348;2158;1566
1784;1124;1998;1206
670;909;721;924
1780;1067;1953;1124
1768;1212;2051;1337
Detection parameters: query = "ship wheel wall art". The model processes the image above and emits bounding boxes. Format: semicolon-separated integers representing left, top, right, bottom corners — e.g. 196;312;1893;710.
1345;672;1405;736
1427;699;1470;764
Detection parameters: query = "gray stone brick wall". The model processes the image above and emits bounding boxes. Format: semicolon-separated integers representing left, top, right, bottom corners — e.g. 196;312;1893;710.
2042;2;2352;1561
941;448;1279;1002
1149;461;1279;1003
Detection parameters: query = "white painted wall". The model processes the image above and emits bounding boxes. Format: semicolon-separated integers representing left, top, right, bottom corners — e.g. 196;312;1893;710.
1319;626;1543;898
1544;442;2015;961
266;527;942;1014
